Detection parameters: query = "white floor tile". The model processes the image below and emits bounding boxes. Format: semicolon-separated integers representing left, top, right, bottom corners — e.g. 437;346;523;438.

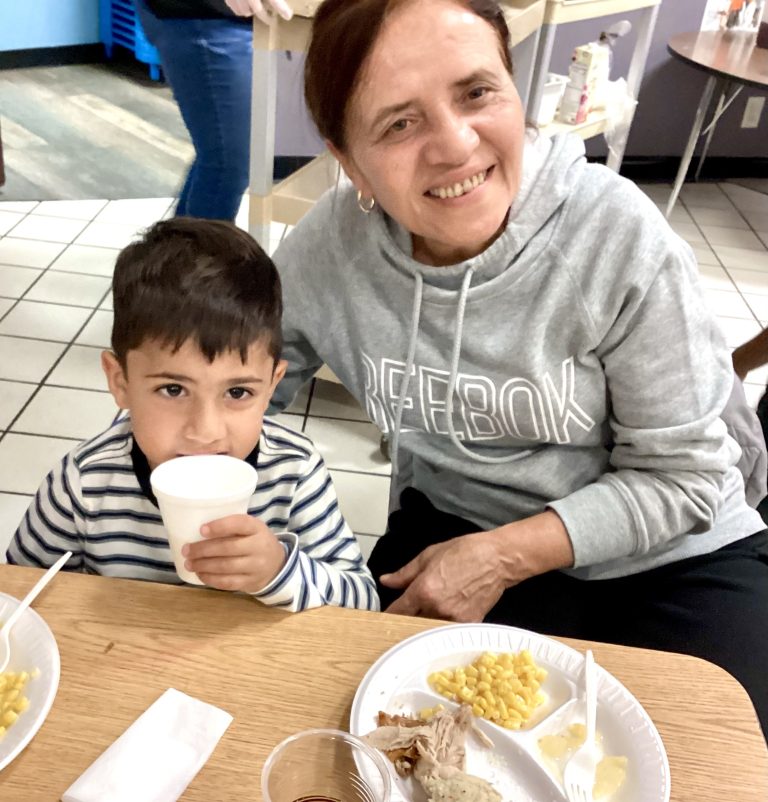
712;246;768;271
742;212;768;231
728;268;768;296
304;417;390;476
636;184;672;203
740;293;768;324
0;301;91;342
75;310;113;348
0;265;43;298
686;206;750;230
0;380;36;429
703;289;754;320
46;345;108;391
285;382;311;415
757;231;768;250
689;242;720;266
715;316;761;349
100;293;113;311
0;433;77;494
0;336;66;382
269;412;305;431
34;200;108;220
701;225;766;251
0;493;32;556
680;184;734;209
0;298;12;317
309;379;369;421
0;237;65;269
49;244;120;277
94;198;174;226
743;363;768;388
330;470;390;536
721;183;768;215
0;211;25;236
660;204;693;224
743;382;765;409
0;202;38;214
24;271;111;307
354;533;379;562
671;222;705;244
8;214;88;244
13;386;117;439
697;264;735;292
74;221;143;249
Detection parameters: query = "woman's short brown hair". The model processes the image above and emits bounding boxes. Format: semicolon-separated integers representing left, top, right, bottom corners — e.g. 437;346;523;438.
304;0;513;151
111;218;282;367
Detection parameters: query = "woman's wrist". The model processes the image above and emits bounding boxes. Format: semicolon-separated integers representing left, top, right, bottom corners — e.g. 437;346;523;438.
489;510;575;587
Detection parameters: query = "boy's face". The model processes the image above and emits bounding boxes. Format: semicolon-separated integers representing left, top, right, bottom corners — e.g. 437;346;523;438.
101;339;287;470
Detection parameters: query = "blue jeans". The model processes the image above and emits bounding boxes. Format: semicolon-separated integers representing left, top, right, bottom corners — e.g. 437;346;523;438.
135;2;252;221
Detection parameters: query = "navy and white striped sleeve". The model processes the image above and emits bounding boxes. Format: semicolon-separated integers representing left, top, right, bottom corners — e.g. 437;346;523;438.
252;450;379;613
6;452;85;570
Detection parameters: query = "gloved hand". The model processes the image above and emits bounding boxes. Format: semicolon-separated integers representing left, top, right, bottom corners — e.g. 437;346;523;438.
224;0;293;24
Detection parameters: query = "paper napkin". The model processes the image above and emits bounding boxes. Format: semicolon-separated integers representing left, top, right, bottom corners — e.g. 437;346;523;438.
62;688;233;802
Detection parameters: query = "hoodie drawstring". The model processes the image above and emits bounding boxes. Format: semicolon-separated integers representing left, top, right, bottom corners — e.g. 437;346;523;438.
389;272;423;477
444;268;536;464
389;265;536;473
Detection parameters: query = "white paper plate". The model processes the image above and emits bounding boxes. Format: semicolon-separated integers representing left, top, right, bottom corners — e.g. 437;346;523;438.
350;624;670;802
0;591;61;772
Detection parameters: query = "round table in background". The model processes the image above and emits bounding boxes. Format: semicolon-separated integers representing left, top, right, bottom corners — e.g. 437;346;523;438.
665;30;768;217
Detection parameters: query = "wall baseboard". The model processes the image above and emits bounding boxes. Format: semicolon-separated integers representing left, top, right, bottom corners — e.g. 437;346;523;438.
0;44;106;70
595;156;768;183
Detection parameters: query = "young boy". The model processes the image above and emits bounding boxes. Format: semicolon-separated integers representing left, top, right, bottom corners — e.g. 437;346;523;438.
6;218;379;613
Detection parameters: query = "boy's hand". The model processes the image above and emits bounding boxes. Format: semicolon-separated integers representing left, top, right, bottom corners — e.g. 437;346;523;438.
182;514;287;593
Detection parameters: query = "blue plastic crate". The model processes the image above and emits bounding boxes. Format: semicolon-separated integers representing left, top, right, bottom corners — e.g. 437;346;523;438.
99;0;163;81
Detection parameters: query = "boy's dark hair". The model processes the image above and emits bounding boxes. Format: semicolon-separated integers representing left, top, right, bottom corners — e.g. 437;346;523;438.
111;218;282;367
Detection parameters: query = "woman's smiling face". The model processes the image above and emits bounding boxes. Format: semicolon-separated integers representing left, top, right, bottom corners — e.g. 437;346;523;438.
334;0;525;266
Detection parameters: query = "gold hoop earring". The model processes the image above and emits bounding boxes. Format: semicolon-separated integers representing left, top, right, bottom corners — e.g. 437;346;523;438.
357;190;375;214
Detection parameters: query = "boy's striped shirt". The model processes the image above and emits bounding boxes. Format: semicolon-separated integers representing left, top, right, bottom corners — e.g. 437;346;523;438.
7;417;379;613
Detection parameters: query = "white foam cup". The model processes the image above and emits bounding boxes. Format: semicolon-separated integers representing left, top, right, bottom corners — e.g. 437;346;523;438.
150;455;258;585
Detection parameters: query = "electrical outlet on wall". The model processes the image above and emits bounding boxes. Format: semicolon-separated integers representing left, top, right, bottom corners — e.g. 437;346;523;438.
742;96;765;128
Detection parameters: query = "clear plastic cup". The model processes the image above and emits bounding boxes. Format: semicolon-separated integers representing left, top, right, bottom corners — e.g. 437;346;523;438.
262;729;391;802
150;454;258;585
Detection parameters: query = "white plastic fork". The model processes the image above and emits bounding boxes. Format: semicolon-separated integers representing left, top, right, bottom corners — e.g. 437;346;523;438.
563;649;599;802
0;551;72;673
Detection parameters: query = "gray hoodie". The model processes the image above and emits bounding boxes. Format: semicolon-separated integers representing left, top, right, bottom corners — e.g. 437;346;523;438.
272;135;764;580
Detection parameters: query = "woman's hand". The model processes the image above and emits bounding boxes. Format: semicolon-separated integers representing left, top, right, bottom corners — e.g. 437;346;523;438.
382;532;506;621
183;514;287;593
224;0;293;24
383;511;575;621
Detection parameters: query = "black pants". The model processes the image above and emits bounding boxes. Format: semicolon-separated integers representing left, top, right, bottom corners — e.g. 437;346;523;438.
368;488;768;738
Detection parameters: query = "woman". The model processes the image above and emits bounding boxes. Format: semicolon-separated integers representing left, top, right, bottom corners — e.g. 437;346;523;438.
134;0;291;220
271;0;768;733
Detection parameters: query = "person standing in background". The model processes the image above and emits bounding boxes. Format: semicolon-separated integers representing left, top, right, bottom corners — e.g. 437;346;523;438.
134;0;292;221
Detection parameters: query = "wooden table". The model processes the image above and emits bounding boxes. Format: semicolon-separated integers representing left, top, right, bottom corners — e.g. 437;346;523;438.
0;565;766;801
665;30;768;216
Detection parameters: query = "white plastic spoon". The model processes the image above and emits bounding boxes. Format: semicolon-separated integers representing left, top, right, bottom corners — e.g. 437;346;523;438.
0;551;72;673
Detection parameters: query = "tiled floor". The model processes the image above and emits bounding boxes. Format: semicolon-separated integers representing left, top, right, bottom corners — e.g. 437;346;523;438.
1;180;768;563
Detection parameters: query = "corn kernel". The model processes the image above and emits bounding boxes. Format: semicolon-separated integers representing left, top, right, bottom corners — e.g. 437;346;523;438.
426;650;546;729
0;670;33;737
